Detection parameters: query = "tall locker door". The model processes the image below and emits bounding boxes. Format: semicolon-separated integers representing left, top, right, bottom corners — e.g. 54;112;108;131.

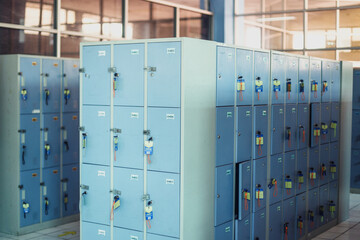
62;113;79;166
269;202;282;240
82;222;110;240
62;164;79;217
62;59;79;112
331;62;341;102
308;188;319;232
271;53;285;104
321;61;331;102
310;103;320;147
216;46;235;106
113;167;143;231
114;106;144;169
238;161;251;220
20;114;40;171
82;45;111;105
296;193;306;240
19;170;40;227
254;51;269;105
236;215;251;239
297;104;309;150
271;105;285;155
236;49;253;105
215;221;233;240
309;146;320;189
319;184;329;226
252;209;266;240
284;152;296;199
81;106;110;166
330;103;340;142
113;43;144;106
42;113;61;168
216;107;234;166
319;144;330;185
283;197;296;240
42;167;60;221
285;56;298;104
320;103;331;144
147;171;180;238
298;58;309;104
81;164;110;225
285;104;297;152
253;157;267;212
329;181;338;221
237;106;252;163
269;154;283;205
310;59;321;103
352;110;360;148
19;57;40;114
215;165;234;226
296;149;308;194
42;59;61;113
329;142;339;181
253;106;268;159
148;108;180;173
147;42;181;107
114;227;143;240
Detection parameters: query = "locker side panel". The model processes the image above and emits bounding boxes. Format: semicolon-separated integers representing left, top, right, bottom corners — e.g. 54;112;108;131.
20;114;40;171
252;210;266;240
62;59;79;112
253;157;267;212
42;167;60;222
238;161;251;219
320;103;331;144
321;61;331;103
269;154;283;205
296;149;308;194
62;113;79;166
285;104;297;152
62;164;79;217
310;59;321;103
216;46;235;107
254;51;269;105
309;147;320;189
236;49;253;106
42;113;61;168
271;54;285;104
214;221;233;240
81;222;110;240
253;106;268;159
296;193;307;240
216;107;235;166
42;59;61;113
330;103;340;142
297;104;309;150
271;105;285;155
269;202;282;240
284;151;296;199
285;56;298;104
298;58;309;104
215;165;234;226
283;197;296;240
237;106;252;163
310;103;320;147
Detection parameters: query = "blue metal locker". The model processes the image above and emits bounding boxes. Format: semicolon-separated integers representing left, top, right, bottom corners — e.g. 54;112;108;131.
62;59;79;112
238;161;251;219
310;59;321;103
254;51;269;105
215;221;233;240
148;107;180;173
271;105;285;155
354;69;360;109
297;104;309;150
236;49;253;106
252;209;266;240
307;188;319;232
148;42;181;107
329;181;338;221
62;164;79;217
298;58;309;104
309;147;320;189
216;46;235;106
285;104;297;152
82;222;110;240
253;106;268;159
319;144;330;185
81;106;110;166
42;59;61;113
352;110;360;148
147;171;180;238
284;152;296;199
236;215;251;240
310;103;320;147
113;43;144;106
269;154;283;205
216;107;234;166
296;193;306;240
42;113;61;168
19;169;40;227
285;56;298;104
351;150;360;188
147;233;178;240
330;103;340;142
19;57;41;114
113;167;143;231
319;184;329;226
321;61;331;102
114;106;144;170
82;45;111;106
269;202;282;240
296;149;308;194
329;142;339;181
283;197;296;240
215;165;234;226
237;106;252;163
331;62;341;102
253;157;267;212
271;53;285;104
62;113;79;166
320;103;331;144
81;164;110;225
114;227;143;240
42;167;60;222
19;114;40;171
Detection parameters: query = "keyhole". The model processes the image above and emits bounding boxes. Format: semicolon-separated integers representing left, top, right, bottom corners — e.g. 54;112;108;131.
217;194;220;198
217;135;220;139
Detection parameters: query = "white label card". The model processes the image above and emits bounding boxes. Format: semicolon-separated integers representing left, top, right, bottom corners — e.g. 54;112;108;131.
98;51;106;56
130;175;139;181
98;111;106;117
63;130;67;140
131;49;139;55
166;179;175;185
63;182;67;192
166;114;175;120
21;133;26;144
98;229;106;236
167;48;175;54
32;109;40;114
22;190;26;200
43;76;47;88
43;186;47;196
98;171;106;177
131;112;139;118
21;76;25;87
44;132;48;142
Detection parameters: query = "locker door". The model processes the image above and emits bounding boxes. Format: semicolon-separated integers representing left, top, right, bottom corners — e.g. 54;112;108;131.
320;103;331;144
298;58;309;104
285;56;298;104
217;107;235;166
238;161;251;220
296;193;306;240
271;53;285;104
113;43;144;106
283;197;296;240
285;104;297;152
19;57;40;114
254;51;269;105
308;188;319;232
42;113;61;168
236;49;253;106
330;103;340;142
269;154;283;205
81;222;110;240
215;221;233;240
351;150;360;188
352;110;360;148
319;184;329;226
236;215;251;240
309;146;320;189
215;165;234;226
82;106;110;166
42;167;60;221
310;103;320;147
62;164;79;217
329;142;339;181
297;104;309;150
271;105;285;155
296;149;308;194
147;171;180;238
148;107;180;173
62;59;79;112
148;42;181;107
310;59;321;103
284;152;296;199
216;46;235;106
20;114;40;171
62;113;79;166
81;164;110;225
252;210;266;240
237;106;252;163
147;234;178;240
113;167;143;231
114;106;144;169
42;59;61;113
114;227;143;240
329;181;338;221
19;170;40;227
253;157;267;212
253;106;268;159
319;144;330;185
331;62;341;102
269;202;282;240
321;61;331;102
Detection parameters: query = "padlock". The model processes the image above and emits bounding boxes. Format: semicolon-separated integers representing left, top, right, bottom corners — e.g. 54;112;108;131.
145;206;153;220
298;171;304;184
255;78;263;93
144;139;154;155
311;80;318;92
237;76;245;92
113;195;120;210
21;89;28;101
114;136;119;152
82;133;87;149
273;78;281;92
285;177;292;189
299;80;305;93
256;133;264;146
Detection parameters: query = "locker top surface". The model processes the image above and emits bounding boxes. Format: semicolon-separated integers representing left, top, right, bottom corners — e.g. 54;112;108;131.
0;54;78;61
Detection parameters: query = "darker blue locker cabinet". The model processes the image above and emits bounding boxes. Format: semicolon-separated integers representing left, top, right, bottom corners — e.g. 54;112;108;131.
330;103;340;142
352;110;360;148
354;69;360;109
42;59;61;113
113;43;144;106
215;165;234;226
283;197;296;240
237;106;252;163
296;193;306;240
284;152;296;199
62;164;79;217
19;114;40;171
253;157;267;212
42;167;60;222
238;161;251;220
309;147;320;189
254;51;269;105
329;142;339;181
285;104;297;152
269;202;282;240
329;181;338;221
271;53;285;104
271;105;285;155
216;46;235;106
236;215;251;240
297;104;309;150
215;221;233;240
310;103;320;147
320;103;331;144
319;144;330;185
62;113;79;166
62;59;79;112
296;149;308;194
269;154;283;205
310;59;321;103
19;169;40;227
236;49;253;105
42;113;61;168
114;227;143;240
285;56;298;104
298;58;309;104
82;222;110;240
307;188;319;232
253;106;268;159
321;61;331;102
217;107;234;166
252;209;266;240
331;62;341;102
319;184;329;226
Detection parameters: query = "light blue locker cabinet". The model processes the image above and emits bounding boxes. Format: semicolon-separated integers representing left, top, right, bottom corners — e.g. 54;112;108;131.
253;157;267;212
236;215;251;240
253;106;268;159
237;106;252;163
310;59;321;103
298;58;309;104
19;114;40;171
114;227;143;240
19;170;40;227
62;164;79;217
283;197;296;240
321;61;331;102
82;222;110;240
331;62;341;102
329;142;339;181
352;110;360;148
296;149;308;194
297;104;309;150
236;49;253;105
319;184;329;226
269;154;283;205
271;105;285;155
238;161;251;220
320;103;331;144
329;181;338;221
217;46;235;106
284;152;296;199
113;43;144;106
308;188;319;232
42;113;61;168
62;113;79;166
42;167;60;222
252;209;266;240
296;193;307;240
113;106;144;170
217;107;235;166
269;202;282;240
271;53;285;104
330;103;340;142
42;59;61;113
309;147;320;189
319;144;330;185
62;59;79;112
285;56;298;104
310;103;321;147
215;165;234;226
215;221;233;240
254;51;270;105
285;104;297;152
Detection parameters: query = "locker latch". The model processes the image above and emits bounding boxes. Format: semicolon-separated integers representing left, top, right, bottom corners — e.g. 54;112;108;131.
143;130;151;135
144;67;156;72
108;67;117;73
79;68;85;73
79;126;85;132
321;164;327;179
142;194;150;201
61;178;69;183
237;76;245;102
110;189;122;196
273;78;280;100
330;121;338;137
299;79;305;100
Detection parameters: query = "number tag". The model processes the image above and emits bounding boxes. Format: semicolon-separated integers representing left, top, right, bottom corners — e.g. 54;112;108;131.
144;141;153;155
273;79;281;92
255;80;263;93
114;196;120;210
23;202;30;214
285;179;292;189
145;206;153;220
256;189;264;199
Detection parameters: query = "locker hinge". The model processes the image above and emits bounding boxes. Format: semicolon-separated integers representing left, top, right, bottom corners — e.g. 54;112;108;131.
142;194;150;201
144;67;156;72
61;178;68;183
108;67;117;73
143;130;150;135
80;184;89;190
110;189;121;195
79;126;85;131
18;129;26;133
79;68;85;73
110;128;122;134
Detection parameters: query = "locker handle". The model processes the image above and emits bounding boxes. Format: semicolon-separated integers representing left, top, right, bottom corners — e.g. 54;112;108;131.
61;178;69;183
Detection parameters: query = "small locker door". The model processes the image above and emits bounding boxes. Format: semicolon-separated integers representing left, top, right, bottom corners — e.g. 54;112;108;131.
309;146;320;189
329;142;339;181
285;104;297;152
271;53;285;104
320;103;331;144
319;184;329;226
310;59;321;103
253;157;267;212
284;152;296;199
330;103;340;142
215;221;233;240
310;103;320;147
269;202;282;240
298;58;309;104
252;209;266;240
297;104;309;150
20;114;40;171
319;144;330;185
42;59;61;113
329;181;338;221
236;49;253;106
296;193;306;240
331;62;341;102
321;61;331;102
285;56;298;104
215;165;234;226
236;215;251;240
269;154;283;205
296;149;308;194
42;167;60;222
62;59;79;112
271;105;285;155
216;107;235;166
81;222;110;240
62;164;79;217
237;106;252;163
114;227;143;240
238;161;251;220
254;51;269;105
42;113;60;168
283;197;296;240
253;106;268;159
62;113;79;166
216;46;235;107
308;188;319;232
